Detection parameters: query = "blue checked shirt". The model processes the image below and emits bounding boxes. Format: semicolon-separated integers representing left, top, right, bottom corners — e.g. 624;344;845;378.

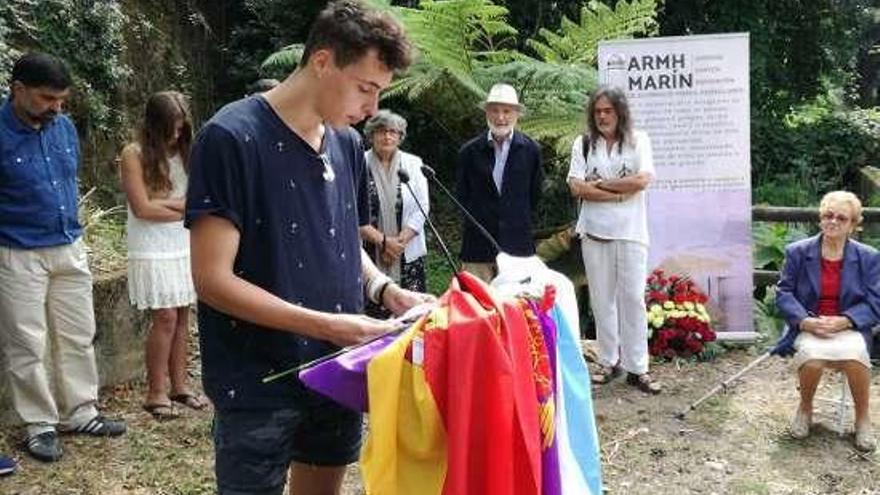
0;100;82;249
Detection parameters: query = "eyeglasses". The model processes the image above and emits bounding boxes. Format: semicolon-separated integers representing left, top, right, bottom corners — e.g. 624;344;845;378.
820;212;850;223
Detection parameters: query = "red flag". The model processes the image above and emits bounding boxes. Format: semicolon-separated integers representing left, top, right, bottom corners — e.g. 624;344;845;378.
424;272;542;495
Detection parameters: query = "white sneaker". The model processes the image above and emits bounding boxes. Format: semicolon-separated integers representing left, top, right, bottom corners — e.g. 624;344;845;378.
855;425;876;453
790;409;810;439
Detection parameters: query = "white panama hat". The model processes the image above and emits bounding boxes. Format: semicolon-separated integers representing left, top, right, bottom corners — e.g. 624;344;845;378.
482;83;523;110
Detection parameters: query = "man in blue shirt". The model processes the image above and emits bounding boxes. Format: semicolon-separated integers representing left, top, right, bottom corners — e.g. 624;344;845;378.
0;53;126;463
186;2;426;494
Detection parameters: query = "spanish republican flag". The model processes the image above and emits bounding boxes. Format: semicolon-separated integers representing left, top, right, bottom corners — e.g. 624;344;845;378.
362;272;543;495
361;315;447;494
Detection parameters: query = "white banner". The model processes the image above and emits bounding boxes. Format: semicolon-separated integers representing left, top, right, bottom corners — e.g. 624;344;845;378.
599;33;754;338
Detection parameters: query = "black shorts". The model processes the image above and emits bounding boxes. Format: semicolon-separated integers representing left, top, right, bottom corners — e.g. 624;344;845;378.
213;402;362;495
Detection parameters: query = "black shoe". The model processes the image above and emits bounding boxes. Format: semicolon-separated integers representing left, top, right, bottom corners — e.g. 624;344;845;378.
70;415;126;437
26;431;62;463
592;364;622;384
0;454;17;475
626;372;662;395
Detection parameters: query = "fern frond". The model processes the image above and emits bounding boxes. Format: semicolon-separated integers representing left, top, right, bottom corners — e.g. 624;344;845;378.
528;0;659;65
260;43;303;75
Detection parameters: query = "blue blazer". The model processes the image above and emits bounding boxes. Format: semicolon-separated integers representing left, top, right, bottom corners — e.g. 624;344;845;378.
455;130;544;262
772;234;880;356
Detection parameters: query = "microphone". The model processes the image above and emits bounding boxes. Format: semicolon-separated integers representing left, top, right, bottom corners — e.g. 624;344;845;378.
419;164;502;254
397;169;461;277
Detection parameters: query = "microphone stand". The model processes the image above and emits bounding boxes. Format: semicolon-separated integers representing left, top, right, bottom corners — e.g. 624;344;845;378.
397;169;462;281
420;164;502;255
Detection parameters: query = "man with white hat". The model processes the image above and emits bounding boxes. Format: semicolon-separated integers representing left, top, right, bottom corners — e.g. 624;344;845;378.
455;83;544;282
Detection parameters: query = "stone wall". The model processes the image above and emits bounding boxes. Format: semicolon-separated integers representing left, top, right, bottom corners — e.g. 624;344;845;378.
0;270;149;424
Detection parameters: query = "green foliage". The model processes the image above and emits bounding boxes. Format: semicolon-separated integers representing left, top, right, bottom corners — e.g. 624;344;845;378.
378;0;657;147
2;0;131;135
78;187;126;276
260;43;304;79
659;1;877;199
220;1;323;98
527;0;659;65
753;102;880;203
753;287;784;346
425;246;457;296
752;180;816;207
752;222;809;271
0;9;19;94
362;0;657;230
381;0;519;104
695;341;725;362
659;1;873;116
489;59;597;156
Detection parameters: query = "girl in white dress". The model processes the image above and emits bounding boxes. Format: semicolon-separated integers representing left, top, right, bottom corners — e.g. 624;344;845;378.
120;91;202;418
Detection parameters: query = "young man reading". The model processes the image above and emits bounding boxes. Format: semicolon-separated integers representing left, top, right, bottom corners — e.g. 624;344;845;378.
185;2;427;494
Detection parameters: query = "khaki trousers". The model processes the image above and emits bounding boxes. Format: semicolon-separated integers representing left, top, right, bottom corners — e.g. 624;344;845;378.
581;236;650;375
0;238;99;435
460;261;497;284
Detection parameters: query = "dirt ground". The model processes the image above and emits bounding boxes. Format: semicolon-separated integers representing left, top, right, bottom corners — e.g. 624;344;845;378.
1;347;878;495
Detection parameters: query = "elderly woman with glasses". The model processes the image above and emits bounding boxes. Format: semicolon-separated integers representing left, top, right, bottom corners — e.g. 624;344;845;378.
773;190;879;452
359;109;430;317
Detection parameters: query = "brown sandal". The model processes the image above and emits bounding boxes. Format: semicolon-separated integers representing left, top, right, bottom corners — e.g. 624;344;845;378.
142;403;180;421
626;373;662;394
169;393;209;411
592;365;622;384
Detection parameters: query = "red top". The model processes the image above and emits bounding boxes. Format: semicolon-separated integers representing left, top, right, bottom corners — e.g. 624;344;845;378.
817;257;843;316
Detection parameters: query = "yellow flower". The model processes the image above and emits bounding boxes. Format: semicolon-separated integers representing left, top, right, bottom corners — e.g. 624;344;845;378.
651;316;665;328
663;301;675;310
649;304;662;315
696;303;706;313
684;301;695;311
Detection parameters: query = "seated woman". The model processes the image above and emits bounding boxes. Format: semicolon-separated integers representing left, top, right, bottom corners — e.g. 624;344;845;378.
774;191;878;452
359;110;430;318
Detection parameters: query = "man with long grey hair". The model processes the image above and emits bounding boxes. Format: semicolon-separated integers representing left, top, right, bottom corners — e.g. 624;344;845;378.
567;85;661;394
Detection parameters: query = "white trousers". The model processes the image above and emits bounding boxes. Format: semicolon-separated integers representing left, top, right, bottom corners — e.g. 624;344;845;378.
581;236;650;374
0;239;99;435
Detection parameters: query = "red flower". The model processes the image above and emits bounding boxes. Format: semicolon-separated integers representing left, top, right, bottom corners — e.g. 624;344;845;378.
645;268;715;359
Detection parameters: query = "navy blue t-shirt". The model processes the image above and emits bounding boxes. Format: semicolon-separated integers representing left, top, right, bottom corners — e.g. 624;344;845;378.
185;96;369;410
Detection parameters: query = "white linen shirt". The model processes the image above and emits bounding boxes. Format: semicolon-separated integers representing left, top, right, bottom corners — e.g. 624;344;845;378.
567;130;654;246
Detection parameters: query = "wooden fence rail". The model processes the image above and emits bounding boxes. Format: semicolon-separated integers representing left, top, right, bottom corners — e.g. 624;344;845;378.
752;205;880;223
753;206;880;286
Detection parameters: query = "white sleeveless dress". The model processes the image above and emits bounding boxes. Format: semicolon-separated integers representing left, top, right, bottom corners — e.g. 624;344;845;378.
126;154;196;310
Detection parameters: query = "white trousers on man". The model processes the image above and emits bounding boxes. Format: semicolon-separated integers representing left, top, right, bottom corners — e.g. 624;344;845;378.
581;236;649;375
0;239;99;436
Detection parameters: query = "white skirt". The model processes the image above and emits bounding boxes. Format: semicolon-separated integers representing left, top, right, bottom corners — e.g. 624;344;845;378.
793;330;871;369
127;256;196;310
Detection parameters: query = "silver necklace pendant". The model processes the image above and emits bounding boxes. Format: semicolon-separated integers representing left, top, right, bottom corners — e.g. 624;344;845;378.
320;153;335;182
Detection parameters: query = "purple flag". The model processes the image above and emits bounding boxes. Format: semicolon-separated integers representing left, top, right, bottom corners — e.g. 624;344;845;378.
299;332;400;412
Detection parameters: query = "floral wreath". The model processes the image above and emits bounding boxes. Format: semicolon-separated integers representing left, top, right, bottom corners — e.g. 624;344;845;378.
645;269;716;359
